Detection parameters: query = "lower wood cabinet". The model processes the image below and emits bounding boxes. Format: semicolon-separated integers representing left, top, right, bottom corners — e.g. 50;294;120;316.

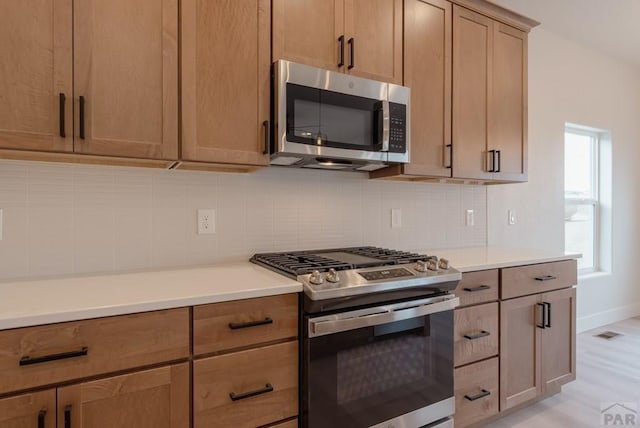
454;357;499;428
0;389;55;427
58;363;189;428
500;287;576;410
194;341;298;428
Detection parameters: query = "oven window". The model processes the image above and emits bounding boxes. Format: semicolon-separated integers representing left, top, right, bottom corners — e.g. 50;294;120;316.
304;310;453;428
286;83;380;151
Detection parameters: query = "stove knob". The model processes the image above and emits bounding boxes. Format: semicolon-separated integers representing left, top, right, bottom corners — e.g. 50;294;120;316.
438;258;450;270
415;260;429;272
326;268;340;283
309;270;324;285
427;259;439;271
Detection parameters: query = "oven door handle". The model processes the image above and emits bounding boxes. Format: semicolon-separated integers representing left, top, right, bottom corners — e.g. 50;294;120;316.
308;296;459;338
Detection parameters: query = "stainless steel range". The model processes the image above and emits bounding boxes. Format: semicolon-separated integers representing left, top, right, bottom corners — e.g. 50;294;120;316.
251;247;461;428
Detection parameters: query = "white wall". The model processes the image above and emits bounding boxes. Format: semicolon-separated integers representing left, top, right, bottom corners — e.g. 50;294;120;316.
487;27;640;331
0;160;486;280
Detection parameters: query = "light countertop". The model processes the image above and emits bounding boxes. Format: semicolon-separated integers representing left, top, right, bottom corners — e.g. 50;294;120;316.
0;262;301;330
422;246;581;273
0;246;580;331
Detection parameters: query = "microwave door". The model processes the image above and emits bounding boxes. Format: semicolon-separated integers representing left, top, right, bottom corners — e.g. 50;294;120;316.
286;83;380;152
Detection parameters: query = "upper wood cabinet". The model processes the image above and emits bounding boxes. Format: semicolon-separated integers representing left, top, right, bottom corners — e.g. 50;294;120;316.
371;0;451;180
73;0;178;159
452;5;527;181
0;0;178;160
181;0;270;166
0;0;72;153
272;0;403;84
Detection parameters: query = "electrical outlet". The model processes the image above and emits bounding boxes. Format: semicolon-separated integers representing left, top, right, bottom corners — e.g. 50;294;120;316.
391;209;402;229
508;209;517;225
197;209;216;234
465;209;474;226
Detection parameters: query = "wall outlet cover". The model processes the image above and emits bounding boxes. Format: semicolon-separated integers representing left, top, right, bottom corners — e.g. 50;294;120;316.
391;209;402;229
197;209;216;234
465;209;474;227
508;209;517;225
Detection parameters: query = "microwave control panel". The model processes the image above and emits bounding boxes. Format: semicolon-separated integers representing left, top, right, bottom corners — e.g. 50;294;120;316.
389;102;407;153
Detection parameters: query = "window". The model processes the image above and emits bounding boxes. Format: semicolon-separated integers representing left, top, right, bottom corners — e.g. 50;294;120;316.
564;127;599;272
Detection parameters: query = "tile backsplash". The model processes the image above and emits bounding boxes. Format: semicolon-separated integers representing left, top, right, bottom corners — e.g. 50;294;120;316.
0;160;487;280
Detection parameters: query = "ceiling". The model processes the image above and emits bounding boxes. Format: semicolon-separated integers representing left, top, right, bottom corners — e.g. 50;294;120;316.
490;0;640;70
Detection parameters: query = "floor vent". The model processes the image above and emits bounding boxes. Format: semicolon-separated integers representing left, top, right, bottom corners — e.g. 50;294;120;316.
594;331;622;340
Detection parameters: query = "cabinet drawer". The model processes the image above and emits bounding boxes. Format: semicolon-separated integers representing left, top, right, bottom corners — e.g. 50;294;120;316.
270;420;298;428
0;308;189;395
454;270;499;307
454;357;499;428
194;341;298;428
193;294;298;355
501;260;577;299
0;389;56;426
454;302;498;367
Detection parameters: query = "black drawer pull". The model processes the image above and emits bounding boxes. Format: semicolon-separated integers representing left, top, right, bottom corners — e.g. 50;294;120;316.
20;347;88;366
338;35;345;67
545;301;552;328
348;37;355;69
262;120;269;155
464;330;490;340
38;409;46;428
463;284;491;293
465;389;490;401
446;143;453;168
537;302;546;329
229;383;273;401
79;96;85;139
64;405;72;428
228;317;273;330
535;275;557;281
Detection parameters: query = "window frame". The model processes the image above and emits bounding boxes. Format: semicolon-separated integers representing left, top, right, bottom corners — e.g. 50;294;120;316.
564;126;600;274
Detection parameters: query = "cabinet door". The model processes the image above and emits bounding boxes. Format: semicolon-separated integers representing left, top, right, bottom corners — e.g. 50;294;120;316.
73;0;178;159
57;363;189;428
490;23;527;181
500;294;541;410
452;6;493;180
541;288;576;392
272;0;344;71
182;0;270;166
0;0;72;152
402;0;451;177
344;0;403;84
0;390;55;428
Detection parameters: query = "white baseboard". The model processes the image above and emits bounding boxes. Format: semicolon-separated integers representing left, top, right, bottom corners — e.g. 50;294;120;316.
577;303;640;333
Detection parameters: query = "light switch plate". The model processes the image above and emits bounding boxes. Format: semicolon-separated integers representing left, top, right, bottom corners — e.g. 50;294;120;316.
465;209;474;227
508;209;517;225
391;209;402;229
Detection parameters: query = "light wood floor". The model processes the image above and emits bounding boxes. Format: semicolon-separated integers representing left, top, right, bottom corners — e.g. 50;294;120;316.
486;316;640;427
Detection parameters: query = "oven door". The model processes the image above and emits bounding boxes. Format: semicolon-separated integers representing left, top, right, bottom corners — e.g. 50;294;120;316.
303;296;458;428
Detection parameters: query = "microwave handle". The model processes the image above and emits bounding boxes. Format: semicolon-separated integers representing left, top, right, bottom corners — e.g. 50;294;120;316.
380;100;390;152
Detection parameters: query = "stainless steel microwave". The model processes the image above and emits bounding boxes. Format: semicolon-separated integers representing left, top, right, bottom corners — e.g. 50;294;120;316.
271;60;410;172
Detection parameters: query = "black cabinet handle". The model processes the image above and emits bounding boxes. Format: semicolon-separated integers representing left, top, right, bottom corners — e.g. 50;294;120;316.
464;330;490;340
545;302;551;328
38;409;46;428
338;35;345;67
19;347;88;366
64;405;72;428
537;302;546;329
535;275;557;281
228;317;273;330
262;120;269;155
488;150;496;172
79;96;85;139
496;150;501;172
59;93;66;138
446;144;453;168
465;389;490;401
348;38;355;69
463;284;491;293
229;383;273;401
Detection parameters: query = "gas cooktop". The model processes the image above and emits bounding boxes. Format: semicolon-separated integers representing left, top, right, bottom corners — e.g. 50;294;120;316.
251;246;461;301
